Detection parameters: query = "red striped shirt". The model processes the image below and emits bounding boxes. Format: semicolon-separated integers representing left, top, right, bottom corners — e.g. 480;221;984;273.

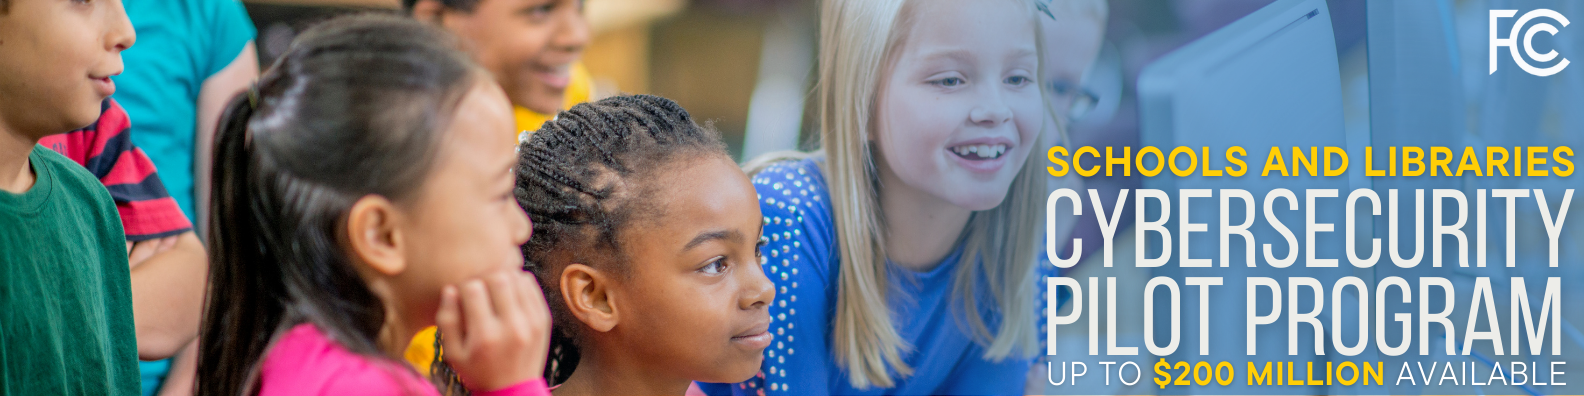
40;99;193;241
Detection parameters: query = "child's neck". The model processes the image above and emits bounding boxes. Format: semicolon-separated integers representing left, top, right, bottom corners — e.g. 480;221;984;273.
0;125;37;194
553;342;690;396
877;167;973;272
375;304;424;361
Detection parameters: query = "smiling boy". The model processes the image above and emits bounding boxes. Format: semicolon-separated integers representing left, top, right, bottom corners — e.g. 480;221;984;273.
406;0;592;135
0;0;142;393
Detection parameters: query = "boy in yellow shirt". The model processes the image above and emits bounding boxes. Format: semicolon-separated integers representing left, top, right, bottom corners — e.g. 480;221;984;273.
514;63;593;133
407;0;593;136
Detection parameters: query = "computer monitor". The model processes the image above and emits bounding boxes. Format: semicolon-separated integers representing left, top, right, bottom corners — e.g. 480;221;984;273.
1138;0;1347;169
1135;0;1355;392
1367;2;1579;395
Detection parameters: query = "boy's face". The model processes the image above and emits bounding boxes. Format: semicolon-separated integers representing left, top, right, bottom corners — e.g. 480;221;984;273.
1039;9;1103;126
606;154;774;384
438;0;589;115
0;0;134;138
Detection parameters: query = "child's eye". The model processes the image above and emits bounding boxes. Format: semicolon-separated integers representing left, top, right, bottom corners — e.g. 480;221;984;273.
521;2;556;19
1005;75;1033;87
700;257;729;275
930;77;966;88
535;4;555;14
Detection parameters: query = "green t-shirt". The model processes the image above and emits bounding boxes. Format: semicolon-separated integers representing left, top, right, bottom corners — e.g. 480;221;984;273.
0;145;139;395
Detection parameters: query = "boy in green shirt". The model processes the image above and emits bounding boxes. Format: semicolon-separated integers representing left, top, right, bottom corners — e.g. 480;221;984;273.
0;0;142;394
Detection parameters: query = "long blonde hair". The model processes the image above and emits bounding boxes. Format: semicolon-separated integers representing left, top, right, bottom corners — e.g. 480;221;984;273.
746;0;1047;389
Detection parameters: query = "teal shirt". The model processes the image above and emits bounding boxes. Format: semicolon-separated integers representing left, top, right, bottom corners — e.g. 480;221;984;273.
0;146;140;395
114;1;256;393
113;0;257;219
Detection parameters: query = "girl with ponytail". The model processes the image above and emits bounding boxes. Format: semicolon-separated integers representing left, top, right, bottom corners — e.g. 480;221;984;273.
198;14;551;396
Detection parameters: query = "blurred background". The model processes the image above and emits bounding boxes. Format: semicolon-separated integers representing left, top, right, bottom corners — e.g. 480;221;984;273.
236;0;1580;169
245;0;819;160
235;0;1374;176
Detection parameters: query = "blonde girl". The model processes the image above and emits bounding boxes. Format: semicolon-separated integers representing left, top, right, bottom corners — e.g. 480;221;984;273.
698;0;1061;394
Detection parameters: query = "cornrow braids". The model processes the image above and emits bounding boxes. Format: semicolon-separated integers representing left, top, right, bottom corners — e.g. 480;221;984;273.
518;94;726;384
431;331;466;396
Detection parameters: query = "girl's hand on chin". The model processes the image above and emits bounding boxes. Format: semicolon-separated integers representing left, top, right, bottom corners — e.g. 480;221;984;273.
435;269;552;391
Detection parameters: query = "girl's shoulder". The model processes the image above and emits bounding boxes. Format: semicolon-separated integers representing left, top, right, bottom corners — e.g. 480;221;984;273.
750;156;840;280
749;157;830;216
749;157;825;188
259;323;436;396
749;157;834;249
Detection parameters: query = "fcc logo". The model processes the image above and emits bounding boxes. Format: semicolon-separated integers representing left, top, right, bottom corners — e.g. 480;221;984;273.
1490;9;1570;76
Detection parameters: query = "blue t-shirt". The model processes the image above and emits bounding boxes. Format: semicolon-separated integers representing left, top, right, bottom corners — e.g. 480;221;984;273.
113;0;256;219
699;158;1060;396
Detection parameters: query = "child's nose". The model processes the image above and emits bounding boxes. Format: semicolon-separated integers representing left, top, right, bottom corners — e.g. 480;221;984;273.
969;102;1013;126
105;0;136;52
739;261;775;310
512;206;533;245
552;11;591;52
969;84;1016;126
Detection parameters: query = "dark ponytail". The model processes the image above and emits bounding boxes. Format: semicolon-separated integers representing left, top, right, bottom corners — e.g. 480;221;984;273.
197;14;480;396
199;89;279;396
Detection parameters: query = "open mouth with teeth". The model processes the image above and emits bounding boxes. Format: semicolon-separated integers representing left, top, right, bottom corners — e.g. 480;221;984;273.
950;144;1010;160
531;63;573;90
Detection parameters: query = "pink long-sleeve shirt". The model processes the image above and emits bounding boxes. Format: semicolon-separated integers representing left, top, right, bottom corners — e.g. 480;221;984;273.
258;323;550;396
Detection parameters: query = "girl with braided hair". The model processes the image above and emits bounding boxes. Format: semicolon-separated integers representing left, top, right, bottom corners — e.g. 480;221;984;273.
493;94;776;396
199;14;552;396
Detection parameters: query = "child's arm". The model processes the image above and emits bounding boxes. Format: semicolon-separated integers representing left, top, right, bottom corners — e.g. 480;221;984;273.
193;41;259;233
129;231;207;359
155;341;199;396
935;343;1036;396
934;259;1058;396
128;234;179;267
471;379;551;396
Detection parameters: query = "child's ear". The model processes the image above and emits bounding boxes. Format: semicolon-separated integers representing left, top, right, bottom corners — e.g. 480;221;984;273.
345;196;407;277
410;0;473;33
408;0;447;24
560;264;619;333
